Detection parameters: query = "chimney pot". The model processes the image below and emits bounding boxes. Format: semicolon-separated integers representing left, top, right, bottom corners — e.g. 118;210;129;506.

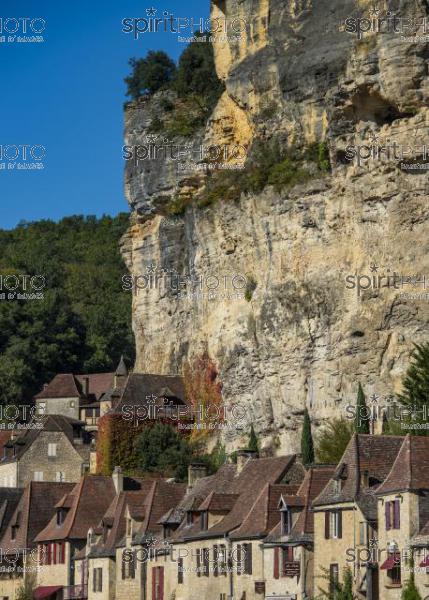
187;463;207;490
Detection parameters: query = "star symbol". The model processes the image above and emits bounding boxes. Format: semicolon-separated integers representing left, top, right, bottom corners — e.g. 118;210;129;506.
368;131;379;144
369;5;381;17
369;393;379;405
370;263;379;273
146;394;157;404
146;134;158;144
369;537;379;548
146;7;157;17
146;263;157;274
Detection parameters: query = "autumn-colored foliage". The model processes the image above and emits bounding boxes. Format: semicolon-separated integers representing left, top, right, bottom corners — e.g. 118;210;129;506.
183;352;223;438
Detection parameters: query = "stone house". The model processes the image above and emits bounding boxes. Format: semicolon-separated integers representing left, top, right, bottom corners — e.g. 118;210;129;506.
263;465;335;600
0;481;74;600
34;476;117;599
148;452;305;600
0;415;92;488
312;434;405;600
376;435;429;600
34;357;129;429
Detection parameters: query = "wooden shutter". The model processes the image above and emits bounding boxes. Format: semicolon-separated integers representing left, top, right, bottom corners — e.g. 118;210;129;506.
178;558;183;584
236;544;242;575
159;566;164;600
204;548;209;577
287;546;294;562
122;552;126;579
244;543;252;575
385;501;391;530
152;567;156;600
325;512;330;539
274;547;280;579
394;499;400;529
196;548;201;578
337;511;342;539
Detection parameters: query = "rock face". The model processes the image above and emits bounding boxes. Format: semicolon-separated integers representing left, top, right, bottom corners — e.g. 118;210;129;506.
122;0;429;454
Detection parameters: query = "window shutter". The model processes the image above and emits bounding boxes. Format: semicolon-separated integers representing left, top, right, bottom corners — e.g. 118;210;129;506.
337;511;342;539
92;568;96;593
178;558;183;584
122;552;126;579
47;543;52;565
159;566;164;598
196;548;201;578
61;542;65;564
213;545;218;577
287;546;294;562
244;543;252;575
394;499;400;529
385;501;391;530
274;547;280;579
236;544;242;575
152;567;157;600
325;512;330;539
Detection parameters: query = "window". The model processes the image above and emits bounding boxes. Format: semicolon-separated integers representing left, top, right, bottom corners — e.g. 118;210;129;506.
56;472;65;482
186;511;193;526
330;564;339;598
387;565;401;585
38;402;46;415
218;544;227;576
200;511;208;531
93;567;103;592
281;508;292;535
48;443;57;457
177;558;184;584
385;500;400;530
122;550;136;579
11;526;17;541
33;471;43;482
70;400;75;408
325;511;342;539
359;522;367;545
202;548;210;577
126;518;132;537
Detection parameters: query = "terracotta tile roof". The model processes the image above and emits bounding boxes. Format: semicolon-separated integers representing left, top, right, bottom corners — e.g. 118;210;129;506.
265;465;335;544
0;415;90;463
35;476;116;542
313;434;404;508
34;374;84;399
230;483;299;540
197;492;239;512
113;373;187;413
0;482;74;553
174;456;304;541
76;373;115;401
376;435;429;494
0;488;24;540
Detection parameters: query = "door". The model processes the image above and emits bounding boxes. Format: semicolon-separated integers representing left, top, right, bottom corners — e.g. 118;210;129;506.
152;566;164;600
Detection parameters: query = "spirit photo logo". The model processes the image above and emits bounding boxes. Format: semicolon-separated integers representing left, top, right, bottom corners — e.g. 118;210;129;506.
122;7;246;40
0;145;46;171
343;4;429;40
0;17;46;35
344;131;429;168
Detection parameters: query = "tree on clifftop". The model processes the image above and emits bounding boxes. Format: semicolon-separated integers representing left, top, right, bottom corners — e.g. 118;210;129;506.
355;383;370;434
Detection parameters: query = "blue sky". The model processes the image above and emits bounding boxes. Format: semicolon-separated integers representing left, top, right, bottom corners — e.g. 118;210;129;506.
0;1;209;229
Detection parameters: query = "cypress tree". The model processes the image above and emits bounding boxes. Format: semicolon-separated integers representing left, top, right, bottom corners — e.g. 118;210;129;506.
301;408;315;465
398;343;429;436
355;383;370;434
248;424;259;453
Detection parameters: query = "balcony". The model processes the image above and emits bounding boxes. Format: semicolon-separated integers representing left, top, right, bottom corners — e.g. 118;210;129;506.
63;584;88;600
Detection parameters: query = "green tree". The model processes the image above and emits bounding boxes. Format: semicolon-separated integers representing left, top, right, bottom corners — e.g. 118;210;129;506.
173;33;224;114
316;418;354;464
135;422;195;481
397;343;429;435
248;424;259;453
355;383;370;434
125;51;177;98
301;408;315;465
318;566;354;600
401;560;422;600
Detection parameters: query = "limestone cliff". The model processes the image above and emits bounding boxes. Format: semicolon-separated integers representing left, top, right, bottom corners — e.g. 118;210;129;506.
121;0;429;454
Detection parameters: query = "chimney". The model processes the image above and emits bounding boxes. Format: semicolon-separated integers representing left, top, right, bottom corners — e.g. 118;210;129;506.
236;449;258;474
187;463;207;490
83;377;89;397
112;466;124;494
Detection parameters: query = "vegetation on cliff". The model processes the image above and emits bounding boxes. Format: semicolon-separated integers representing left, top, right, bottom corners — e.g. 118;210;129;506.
0;214;134;405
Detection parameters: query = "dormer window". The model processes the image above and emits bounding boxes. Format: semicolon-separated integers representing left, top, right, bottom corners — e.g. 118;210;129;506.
56;509;66;526
11;525;17;541
200;511;208;531
281;508;292;536
333;479;341;494
186;511;193;526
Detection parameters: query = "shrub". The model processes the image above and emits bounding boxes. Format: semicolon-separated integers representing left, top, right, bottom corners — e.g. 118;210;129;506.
125;51;177;98
245;276;257;302
316;417;354;464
